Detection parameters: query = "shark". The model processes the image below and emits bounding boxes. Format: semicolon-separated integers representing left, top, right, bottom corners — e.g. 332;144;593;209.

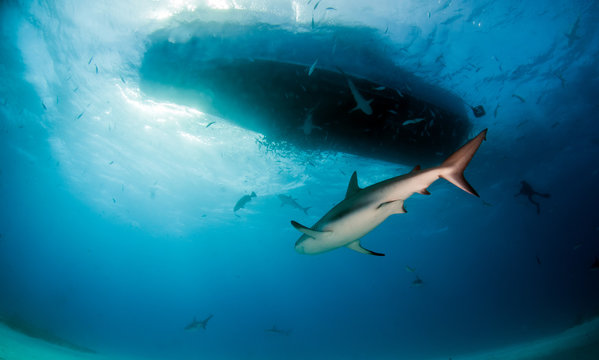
347;77;373;115
278;194;311;215
336;66;373;115
291;129;487;256
299;111;322;135
184;315;213;331
565;16;581;47
265;325;291;336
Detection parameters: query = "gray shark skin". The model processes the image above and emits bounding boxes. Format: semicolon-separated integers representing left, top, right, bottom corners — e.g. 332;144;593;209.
292;129;487;256
184;315;213;331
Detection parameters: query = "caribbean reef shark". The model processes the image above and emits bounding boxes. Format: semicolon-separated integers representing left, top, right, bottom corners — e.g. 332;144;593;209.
291;129;487;255
184;315;213;330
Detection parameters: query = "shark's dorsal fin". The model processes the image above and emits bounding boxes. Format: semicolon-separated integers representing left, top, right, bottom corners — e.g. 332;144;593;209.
347;241;384;256
345;172;361;199
291;221;331;239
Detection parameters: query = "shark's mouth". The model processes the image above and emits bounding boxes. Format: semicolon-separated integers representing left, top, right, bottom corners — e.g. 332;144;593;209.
139;21;472;164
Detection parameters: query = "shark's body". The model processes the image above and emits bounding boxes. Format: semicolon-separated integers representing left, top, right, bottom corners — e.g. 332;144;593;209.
292;129;487;255
278;194;311;215
184;315;213;330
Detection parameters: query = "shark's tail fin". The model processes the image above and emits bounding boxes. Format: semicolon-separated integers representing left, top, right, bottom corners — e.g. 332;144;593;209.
439;129;487;197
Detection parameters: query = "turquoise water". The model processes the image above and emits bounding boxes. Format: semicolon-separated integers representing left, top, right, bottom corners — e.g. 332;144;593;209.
1;1;598;359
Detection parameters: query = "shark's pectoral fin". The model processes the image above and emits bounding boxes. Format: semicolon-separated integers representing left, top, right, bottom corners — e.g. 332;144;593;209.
345;172;362;199
377;200;407;214
291;220;331;239
347;241;384;256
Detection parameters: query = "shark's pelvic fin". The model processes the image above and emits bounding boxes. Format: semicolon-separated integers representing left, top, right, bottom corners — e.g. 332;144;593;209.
377;200;407;214
347;241;385;256
291;220;331;238
345;171;362;199
439;129;487;197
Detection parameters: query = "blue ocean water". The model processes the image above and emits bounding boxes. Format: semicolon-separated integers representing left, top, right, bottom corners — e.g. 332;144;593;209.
1;1;598;359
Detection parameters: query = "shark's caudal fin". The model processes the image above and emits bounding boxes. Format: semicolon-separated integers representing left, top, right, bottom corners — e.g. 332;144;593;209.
439;129;487;197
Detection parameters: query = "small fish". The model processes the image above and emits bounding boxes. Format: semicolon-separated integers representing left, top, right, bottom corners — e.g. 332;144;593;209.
313;0;322;10
402;118;426;126
112;198;116;203
326;7;336;11
374;86;386;91
512;94;526;103
109;161;114;165
95;65;98;74
536;255;541;265
73;86;79;92
88;56;94;65
551;121;560;128
42;102;47;110
120;75;126;84
206;121;216;128
76;111;85;120
308;58;318;76
396;89;404;98
482;200;493;207
494;104;500;118
405;265;415;273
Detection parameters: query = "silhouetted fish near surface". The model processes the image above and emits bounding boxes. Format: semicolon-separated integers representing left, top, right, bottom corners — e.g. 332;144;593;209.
234;192;256;212
278;194;310;215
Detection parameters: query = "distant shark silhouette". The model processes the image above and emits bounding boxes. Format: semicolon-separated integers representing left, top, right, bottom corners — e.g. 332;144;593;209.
184;315;213;331
291;129;487;255
234;192;256;212
265;325;291;336
336;66;373;115
565;16;581;46
515;181;550;214
278;194;311;215
411;275;424;287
